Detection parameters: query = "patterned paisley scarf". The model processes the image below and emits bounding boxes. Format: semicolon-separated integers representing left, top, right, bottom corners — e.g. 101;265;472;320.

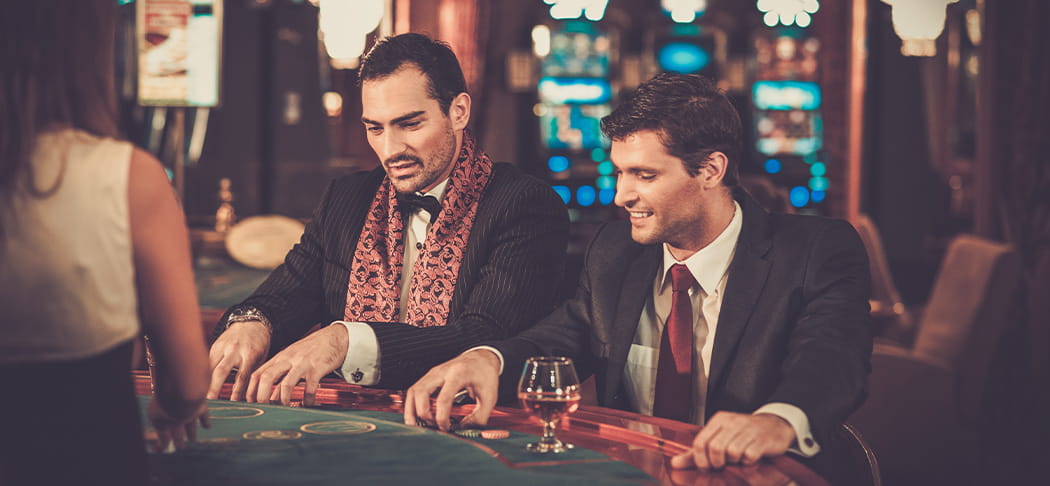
343;134;493;327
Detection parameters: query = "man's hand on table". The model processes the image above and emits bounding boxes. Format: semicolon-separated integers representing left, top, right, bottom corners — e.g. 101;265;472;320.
244;324;349;406
671;412;795;470
207;320;270;401
404;349;501;432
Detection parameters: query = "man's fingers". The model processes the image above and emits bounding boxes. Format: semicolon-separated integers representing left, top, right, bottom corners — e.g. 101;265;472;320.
403;385;420;425
693;443;713;470
741;443;764;466
207;356;234;400
464;385;495;427
279;369;303;406
433;381;462;431
245;367;261;403
230;364;254;402
411;380;438;425
303;377;320;407
708;422;749;469
724;432;756;466
669;450;696;469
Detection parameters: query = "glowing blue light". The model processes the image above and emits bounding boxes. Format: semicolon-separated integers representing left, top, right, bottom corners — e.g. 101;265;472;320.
596;175;616;190
538;77;612;104
598;188;616;205
789;186;810;208
590;148;606;162
548;155;570;173
552;185;571;205
576;185;597;207
809;176;829;191
752;81;822;110
658;42;711;74
764;158;782;174
810;162;826;176
811;190;826;203
597;160;615;175
793;138;819;154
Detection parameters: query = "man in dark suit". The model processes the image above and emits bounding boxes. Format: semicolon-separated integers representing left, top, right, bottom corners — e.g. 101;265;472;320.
205;33;569;405
405;73;871;482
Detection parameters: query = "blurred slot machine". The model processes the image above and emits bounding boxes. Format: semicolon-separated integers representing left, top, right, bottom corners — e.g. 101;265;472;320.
751;31;827;214
647;20;726;85
115;0;223;216
532;20;619;247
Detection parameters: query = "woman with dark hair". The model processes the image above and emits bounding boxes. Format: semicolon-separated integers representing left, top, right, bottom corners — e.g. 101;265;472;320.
0;1;210;483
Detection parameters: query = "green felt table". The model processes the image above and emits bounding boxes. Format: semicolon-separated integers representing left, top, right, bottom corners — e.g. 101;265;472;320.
138;396;650;485
134;373;830;486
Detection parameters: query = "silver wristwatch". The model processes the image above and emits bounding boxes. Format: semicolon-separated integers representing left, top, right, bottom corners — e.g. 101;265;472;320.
223;306;273;335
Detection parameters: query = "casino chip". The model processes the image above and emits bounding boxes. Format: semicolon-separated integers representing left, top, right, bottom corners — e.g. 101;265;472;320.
454;429;481;438
480;429;510;439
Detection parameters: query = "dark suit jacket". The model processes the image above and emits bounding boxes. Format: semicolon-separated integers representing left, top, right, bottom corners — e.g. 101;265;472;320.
224;163;570;389
495;190;872;481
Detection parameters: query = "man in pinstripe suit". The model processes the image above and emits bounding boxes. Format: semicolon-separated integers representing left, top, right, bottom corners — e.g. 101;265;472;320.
205;34;569;406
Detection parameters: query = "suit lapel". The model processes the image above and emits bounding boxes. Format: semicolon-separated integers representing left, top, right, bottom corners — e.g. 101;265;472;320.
604;244;661;402
707;193;773;399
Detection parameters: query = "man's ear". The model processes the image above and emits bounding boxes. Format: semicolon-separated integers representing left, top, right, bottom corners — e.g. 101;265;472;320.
699;151;728;189
448;92;471;131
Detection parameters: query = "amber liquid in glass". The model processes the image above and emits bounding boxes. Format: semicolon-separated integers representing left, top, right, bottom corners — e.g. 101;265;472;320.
519;392;581;424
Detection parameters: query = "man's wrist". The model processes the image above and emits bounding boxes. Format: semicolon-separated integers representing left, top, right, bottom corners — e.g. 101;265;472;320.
464;346;504;375
224;306;273;335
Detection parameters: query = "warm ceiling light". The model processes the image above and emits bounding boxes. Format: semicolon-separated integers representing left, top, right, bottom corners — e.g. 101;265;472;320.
756;0;820;28
320;0;384;68
543;0;609;22
881;0;958;56
662;0;708;24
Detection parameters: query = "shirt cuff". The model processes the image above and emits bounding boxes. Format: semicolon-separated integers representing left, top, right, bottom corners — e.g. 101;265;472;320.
464;346;504;375
753;402;821;457
333;321;381;385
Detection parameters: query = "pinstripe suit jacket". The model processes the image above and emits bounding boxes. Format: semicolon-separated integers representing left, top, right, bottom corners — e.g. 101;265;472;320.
494;191;871;482
224;163;570;388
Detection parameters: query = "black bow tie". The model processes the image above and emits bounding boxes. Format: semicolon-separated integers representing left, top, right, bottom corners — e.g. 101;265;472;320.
396;193;442;224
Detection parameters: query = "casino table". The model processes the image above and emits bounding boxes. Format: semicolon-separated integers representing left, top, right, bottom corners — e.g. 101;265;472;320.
134;372;830;486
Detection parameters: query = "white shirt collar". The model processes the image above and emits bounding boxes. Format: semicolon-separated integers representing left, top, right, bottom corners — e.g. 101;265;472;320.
657;200;743;295
419;178;450;202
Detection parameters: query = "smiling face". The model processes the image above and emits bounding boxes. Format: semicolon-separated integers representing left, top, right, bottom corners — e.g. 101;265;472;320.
612;130;732;259
361;64;470;194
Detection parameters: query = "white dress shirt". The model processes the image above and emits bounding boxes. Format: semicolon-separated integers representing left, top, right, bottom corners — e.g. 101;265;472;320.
333;179;449;385
623;201;818;456
478;200;818;456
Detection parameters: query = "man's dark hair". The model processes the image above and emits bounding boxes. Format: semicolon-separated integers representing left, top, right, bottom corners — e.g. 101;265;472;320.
601;73;741;187
357;33;468;114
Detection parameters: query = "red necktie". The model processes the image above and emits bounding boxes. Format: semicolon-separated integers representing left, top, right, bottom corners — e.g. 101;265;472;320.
653;264;696;422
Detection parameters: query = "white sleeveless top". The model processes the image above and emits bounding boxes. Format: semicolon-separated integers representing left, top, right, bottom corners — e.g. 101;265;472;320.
0;129;140;363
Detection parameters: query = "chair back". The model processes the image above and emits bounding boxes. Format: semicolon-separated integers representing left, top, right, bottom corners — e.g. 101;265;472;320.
853;214;914;336
912;234;1020;422
840;423;882;486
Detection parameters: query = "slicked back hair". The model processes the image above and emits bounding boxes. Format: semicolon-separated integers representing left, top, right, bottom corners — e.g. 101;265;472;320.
601;73;741;187
357;33;467;115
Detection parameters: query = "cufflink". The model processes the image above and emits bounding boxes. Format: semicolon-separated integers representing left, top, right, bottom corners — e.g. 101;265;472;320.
351;369;364;383
804;438;815;448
